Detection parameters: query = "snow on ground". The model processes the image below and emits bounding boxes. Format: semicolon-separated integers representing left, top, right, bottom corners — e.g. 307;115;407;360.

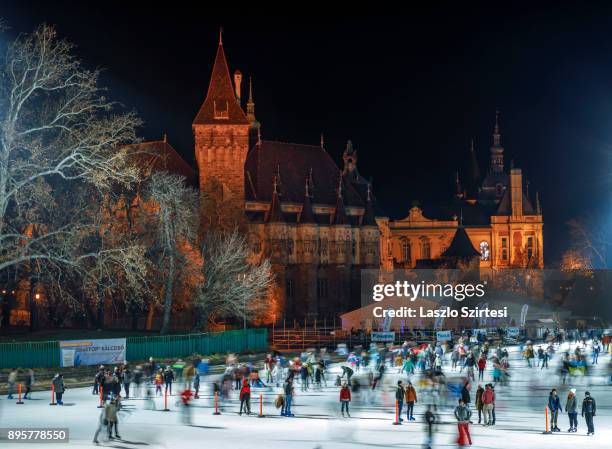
0;341;610;449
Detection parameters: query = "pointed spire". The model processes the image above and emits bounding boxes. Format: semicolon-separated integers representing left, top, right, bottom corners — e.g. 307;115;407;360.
333;173;348;225
525;179;530;201
320;133;325;149
362;183;377;226
536;191;542;215
455;171;462;197
460;208;464;226
193;32;249;125
493;109;501;147
219;26;223;46
266;175;284;223
299;175;316;224
163;133;167;143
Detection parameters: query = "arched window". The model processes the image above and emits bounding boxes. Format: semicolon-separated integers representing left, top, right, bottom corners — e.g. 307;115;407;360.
422;241;431;259
527;236;534;260
402;240;411;263
480;241;490;261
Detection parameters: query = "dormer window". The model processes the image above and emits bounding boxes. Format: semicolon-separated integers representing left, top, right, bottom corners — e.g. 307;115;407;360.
213;100;229;119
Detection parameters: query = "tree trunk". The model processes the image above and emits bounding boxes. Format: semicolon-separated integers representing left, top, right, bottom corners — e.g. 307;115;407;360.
160;252;175;335
145;303;155;331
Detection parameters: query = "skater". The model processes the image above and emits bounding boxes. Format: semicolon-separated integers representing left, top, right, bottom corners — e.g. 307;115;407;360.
582;391;596;435
566;388;578;432
482;384;495;426
340;382;351;417
475;384;485;424
93;366;104;395
181;388;194;425
424;405;436;449
395;380;405;422
454;398;473;446
23;368;34;399
461;381;471;411
283;378;294;416
239;378;251;415
122;365;131;399
477;355;486;381
548;388;562;432
163;366;174;395
340;365;354;383
592;342;600;365
52;373;65;405
105;397;121;440
154;369;163;396
405;380;417;421
193;372;200;398
7;368;17;399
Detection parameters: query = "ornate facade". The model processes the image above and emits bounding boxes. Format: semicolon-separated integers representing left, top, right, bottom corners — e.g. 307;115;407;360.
383;112;544;274
193;36;384;320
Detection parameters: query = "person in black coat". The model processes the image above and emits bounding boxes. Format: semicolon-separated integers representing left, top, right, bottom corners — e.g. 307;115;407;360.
582;391;597;435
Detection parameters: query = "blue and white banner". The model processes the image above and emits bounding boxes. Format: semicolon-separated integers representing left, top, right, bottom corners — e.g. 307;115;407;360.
59;338;126;367
371;331;395;342
507;327;520;337
436;330;452;341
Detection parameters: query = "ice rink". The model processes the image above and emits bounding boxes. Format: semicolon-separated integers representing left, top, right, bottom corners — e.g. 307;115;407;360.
0;341;610;449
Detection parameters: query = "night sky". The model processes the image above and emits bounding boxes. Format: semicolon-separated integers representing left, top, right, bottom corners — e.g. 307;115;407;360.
3;2;612;264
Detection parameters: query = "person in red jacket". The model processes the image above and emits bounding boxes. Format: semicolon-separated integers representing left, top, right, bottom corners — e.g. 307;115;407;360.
477;355;487;381
239;378;251;415
340;382;351;417
482;383;495;425
180;388;193;425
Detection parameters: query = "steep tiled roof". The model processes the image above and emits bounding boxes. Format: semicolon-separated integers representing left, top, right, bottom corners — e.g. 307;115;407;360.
193;42;249;126
496;187;536;215
128;140;196;187
245;141;364;207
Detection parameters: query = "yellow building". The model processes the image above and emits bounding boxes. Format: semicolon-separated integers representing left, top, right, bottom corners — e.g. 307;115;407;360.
382;113;544;274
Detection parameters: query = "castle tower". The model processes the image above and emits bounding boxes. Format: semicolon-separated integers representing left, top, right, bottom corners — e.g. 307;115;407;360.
193;32;250;212
246;77;261;149
490;110;504;173
342;140;360;181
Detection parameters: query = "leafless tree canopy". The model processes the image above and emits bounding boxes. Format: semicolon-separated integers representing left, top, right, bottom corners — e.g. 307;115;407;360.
195;229;274;329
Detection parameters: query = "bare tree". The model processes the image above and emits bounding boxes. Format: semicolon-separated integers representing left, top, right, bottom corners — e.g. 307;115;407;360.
566;217;609;268
194;229;274;330
0;24;142;277
142;172;198;334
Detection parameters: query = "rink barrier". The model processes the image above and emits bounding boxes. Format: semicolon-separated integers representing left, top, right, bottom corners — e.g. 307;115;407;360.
258;393;265;418
16;384;24;404
97;386;104;408
543;407;551;434
49;384;56;406
393;400;401;425
0;328;268;368
213;391;221;415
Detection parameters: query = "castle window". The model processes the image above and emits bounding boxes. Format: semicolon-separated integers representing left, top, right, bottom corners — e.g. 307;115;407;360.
501;237;508;261
527;236;534;260
287;240;294;255
286;279;294;299
213;100;229;119
480;241;490;261
422;241;431;259
317;279;328;298
402;240;411;263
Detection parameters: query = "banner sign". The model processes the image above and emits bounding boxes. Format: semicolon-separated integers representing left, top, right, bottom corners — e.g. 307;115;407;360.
506;327;520;337
371;331;395;342
59;338;126;367
436;330;452;341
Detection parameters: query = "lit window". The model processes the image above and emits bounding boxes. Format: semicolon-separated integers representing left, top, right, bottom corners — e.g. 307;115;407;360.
501;237;508;260
527;236;534;260
402;240;411;263
422;241;431;259
480;241;490;261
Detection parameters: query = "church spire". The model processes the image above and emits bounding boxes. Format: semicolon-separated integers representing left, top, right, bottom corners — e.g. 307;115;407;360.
193;31;249;125
536;191;542;215
490;109;504;173
455;171;462;198
362;183;377;226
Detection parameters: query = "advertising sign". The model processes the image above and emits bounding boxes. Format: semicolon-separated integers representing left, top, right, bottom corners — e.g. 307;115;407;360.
59;338;126;367
436;330;452;341
371;331;395;342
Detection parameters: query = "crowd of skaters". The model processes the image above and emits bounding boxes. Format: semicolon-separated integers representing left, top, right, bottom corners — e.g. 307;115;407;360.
0;327;610;447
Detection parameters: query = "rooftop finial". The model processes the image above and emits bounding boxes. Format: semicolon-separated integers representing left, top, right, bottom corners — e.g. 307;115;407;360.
257;126;262;146
536;191;542;215
337;172;343;199
273;175;278;194
219;26;223;45
470;138;475;152
248;76;254;103
163;133;167;143
493;109;501;146
460;208;464;226
367;182;372;201
305;176;310;197
320;133;325;149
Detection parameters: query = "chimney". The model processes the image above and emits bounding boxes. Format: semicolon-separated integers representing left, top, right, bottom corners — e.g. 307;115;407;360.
510;168;523;217
233;69;242;103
